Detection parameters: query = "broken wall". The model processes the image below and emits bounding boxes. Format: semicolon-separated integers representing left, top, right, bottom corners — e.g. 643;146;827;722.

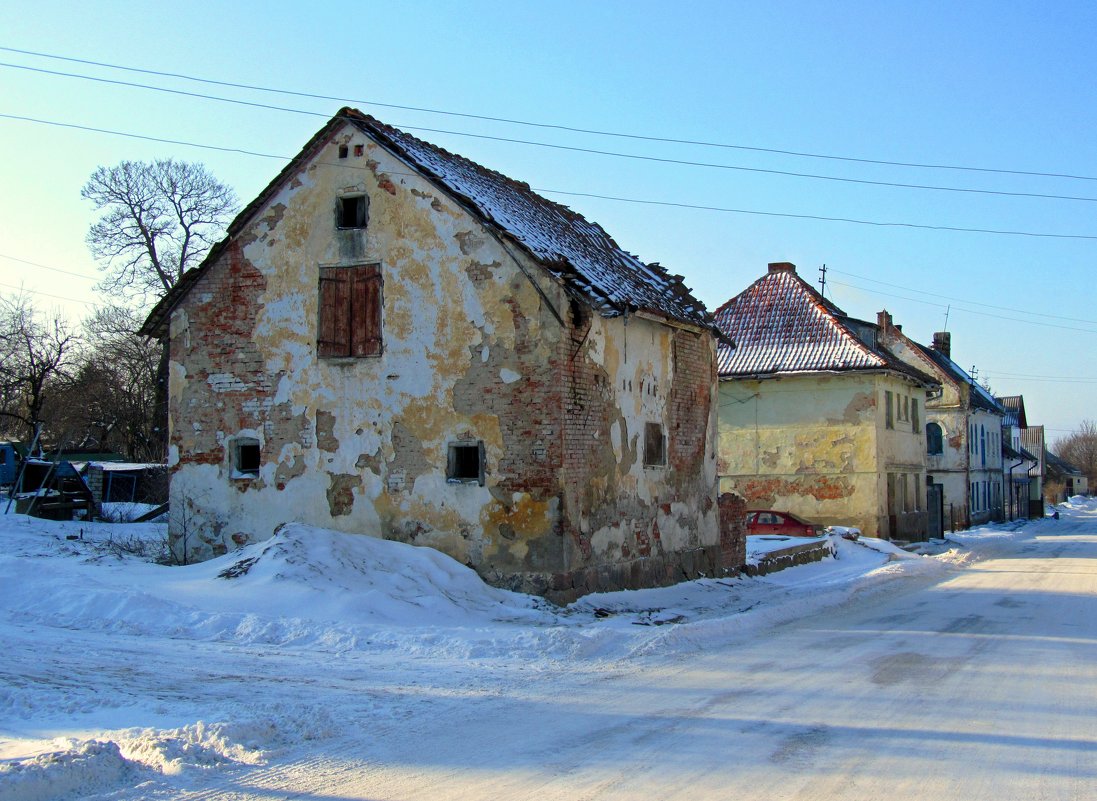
166;120;720;598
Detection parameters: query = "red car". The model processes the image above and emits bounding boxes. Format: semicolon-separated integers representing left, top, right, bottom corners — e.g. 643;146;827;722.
745;510;822;537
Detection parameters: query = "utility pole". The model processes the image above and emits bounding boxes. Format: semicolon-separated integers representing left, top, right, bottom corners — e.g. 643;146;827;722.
818;264;827;297
943;304;951;331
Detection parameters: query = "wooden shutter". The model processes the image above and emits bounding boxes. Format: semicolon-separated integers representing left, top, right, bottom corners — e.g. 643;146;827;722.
318;267;351;357
350;264;382;357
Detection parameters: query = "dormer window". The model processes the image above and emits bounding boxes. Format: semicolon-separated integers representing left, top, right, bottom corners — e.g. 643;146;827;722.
337;195;368;229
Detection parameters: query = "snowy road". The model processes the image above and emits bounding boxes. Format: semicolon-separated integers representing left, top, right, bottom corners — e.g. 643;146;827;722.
3;506;1097;799
199;530;1094;800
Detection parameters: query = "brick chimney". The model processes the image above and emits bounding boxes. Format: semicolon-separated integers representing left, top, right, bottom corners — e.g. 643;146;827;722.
876;310;893;332
932;331;951;359
768;262;796;274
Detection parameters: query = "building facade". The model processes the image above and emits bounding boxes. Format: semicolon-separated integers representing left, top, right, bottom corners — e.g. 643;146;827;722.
142;109;729;601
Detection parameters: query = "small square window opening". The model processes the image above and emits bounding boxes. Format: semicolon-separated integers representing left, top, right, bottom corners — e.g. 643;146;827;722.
353;144;365;157
233;438;260;479
447;441;485;485
644;422;666;467
338;195;368;229
337;144;349;159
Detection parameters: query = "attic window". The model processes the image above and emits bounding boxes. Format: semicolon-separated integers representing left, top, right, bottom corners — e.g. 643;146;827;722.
233;437;260;479
338;195;368;229
447;441;485;486
354;144;365;157
338;145;349;159
644;422;667;467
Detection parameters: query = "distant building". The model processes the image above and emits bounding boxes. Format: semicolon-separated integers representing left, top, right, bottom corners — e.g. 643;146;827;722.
997;396;1039;519
876;319;1006;529
713;263;937;540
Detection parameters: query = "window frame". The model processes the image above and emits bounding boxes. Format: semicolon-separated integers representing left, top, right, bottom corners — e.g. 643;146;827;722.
447;440;486;486
318;263;383;359
643;421;667;468
232;437;261;480
337;194;368;229
926;421;943;455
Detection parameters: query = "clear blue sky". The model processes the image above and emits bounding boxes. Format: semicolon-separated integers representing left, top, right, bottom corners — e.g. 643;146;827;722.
1;1;1094;441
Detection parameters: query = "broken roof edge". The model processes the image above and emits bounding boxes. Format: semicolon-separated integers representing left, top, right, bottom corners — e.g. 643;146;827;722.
143;107;721;340
341;109;719;334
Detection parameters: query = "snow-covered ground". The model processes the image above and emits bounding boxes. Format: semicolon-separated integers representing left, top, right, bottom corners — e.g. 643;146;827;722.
1;499;1093;800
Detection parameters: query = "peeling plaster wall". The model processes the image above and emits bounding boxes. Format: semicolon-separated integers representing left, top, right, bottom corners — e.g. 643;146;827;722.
717;373;928;539
882;334;1004;528
166;121;719;599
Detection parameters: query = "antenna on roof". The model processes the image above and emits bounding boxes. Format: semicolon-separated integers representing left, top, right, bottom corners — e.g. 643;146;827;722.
818;264;827;297
970;365;979;385
943;304;950;332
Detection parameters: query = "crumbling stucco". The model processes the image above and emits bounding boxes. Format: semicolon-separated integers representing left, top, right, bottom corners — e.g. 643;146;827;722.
165;120;722;599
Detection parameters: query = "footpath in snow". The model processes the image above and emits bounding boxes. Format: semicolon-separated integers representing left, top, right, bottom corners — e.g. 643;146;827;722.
2;497;1091;800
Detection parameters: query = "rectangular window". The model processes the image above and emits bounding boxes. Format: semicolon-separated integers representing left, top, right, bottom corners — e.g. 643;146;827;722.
447;441;485;485
912;399;920;433
337;195;368;229
914;474;921;511
885;391;894;429
233;437;260;479
318;264;382;358
644;422;667;467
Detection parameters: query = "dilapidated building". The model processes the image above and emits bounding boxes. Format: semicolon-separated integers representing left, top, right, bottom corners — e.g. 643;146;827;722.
141;108;731;602
714;263;937;540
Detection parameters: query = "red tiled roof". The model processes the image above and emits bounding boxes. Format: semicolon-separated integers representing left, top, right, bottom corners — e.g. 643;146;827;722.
713;265;925;380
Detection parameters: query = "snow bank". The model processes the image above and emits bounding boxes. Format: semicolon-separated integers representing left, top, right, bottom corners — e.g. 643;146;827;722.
0;741;135;801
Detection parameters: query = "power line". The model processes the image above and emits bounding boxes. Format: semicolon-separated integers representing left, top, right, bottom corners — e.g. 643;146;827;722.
4;44;1096;183
824;277;1097;333
8;61;1097;205
538;188;1097;241
0;280;96;305
828;268;1097;326
0;253;98;280
985;370;1097;381
6;112;1097;243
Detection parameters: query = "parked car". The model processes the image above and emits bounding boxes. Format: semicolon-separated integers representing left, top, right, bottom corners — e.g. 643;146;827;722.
745;510;823;537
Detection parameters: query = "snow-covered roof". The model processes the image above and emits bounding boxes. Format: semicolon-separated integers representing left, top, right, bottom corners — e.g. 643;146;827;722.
913;343;1004;415
713;263;930;382
997;395;1027;428
143;108;716;337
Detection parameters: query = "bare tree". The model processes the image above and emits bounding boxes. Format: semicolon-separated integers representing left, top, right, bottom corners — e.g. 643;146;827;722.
82;159;238;304
46;305;161;460
0;293;81;445
82;159;237;459
1053;420;1097;489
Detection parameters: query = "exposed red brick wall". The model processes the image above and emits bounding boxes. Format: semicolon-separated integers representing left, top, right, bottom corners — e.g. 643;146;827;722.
669;331;713;475
718;491;746;570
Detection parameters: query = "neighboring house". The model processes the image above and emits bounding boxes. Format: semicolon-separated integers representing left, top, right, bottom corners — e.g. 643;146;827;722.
713;263;937;540
1020;425;1047;517
1044;450;1087;501
876;321;1006;529
140;108;731;602
997;395;1038;520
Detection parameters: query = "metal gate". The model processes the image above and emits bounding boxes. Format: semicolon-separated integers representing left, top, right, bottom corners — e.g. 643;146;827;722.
926;483;944;539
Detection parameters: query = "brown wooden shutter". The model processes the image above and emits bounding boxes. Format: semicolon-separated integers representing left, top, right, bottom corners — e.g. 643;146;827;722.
350;264;382;357
318;268;351;357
